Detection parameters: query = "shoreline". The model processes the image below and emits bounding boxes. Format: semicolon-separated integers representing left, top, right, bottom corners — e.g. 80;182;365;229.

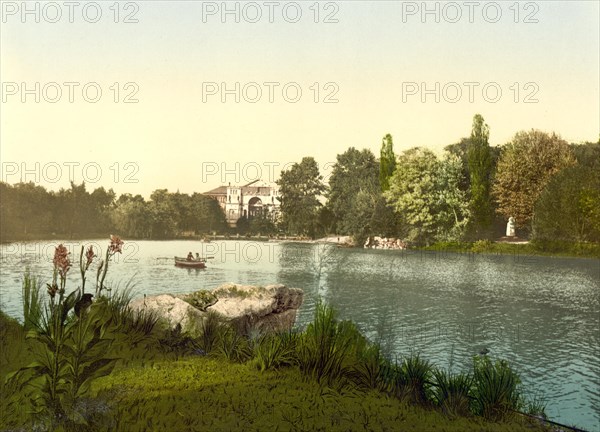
2;236;598;260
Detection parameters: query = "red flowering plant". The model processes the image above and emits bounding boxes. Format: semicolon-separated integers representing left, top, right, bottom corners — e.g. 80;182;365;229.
7;236;122;428
47;244;71;307
95;235;124;297
79;245;96;295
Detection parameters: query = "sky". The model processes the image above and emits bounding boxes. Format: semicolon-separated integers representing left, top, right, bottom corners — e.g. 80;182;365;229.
1;0;599;198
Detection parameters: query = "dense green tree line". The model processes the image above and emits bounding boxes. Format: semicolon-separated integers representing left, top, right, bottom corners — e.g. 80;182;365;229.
276;115;599;245
2;115;598;246
0;182;227;241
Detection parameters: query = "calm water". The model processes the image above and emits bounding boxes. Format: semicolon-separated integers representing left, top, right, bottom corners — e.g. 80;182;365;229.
1;240;599;430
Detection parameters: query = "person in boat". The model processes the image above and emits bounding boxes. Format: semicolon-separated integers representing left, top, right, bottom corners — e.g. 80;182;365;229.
187;252;193;261
196;253;200;260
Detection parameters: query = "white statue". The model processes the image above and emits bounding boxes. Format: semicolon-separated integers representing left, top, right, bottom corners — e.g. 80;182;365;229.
506;217;515;237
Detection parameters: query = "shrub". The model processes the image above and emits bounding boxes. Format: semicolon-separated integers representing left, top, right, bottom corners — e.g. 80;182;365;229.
472;356;522;421
296;301;365;387
401;354;433;405
197;311;226;354
432;368;473;417
219;327;252;363
471;239;493;253
252;332;297;371
350;344;388;391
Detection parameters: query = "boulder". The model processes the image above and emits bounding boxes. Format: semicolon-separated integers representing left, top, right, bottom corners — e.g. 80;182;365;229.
129;294;205;334
130;283;304;335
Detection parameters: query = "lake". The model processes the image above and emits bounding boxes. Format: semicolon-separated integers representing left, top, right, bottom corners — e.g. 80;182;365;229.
1;239;598;430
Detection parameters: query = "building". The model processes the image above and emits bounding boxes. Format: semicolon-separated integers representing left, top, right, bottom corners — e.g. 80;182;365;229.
204;180;280;227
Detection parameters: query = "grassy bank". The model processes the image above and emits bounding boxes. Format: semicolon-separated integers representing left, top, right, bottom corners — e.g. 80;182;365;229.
0;299;554;432
90;358;541;432
420;240;600;259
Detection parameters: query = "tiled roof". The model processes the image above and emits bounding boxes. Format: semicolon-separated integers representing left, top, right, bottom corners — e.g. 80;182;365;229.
204;186;227;195
204;184;277;196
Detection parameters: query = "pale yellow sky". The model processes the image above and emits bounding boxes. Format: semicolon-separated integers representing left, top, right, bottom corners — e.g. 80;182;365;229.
1;1;598;198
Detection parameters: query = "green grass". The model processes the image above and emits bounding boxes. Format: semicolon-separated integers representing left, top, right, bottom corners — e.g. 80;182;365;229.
89;357;544;432
0;302;552;432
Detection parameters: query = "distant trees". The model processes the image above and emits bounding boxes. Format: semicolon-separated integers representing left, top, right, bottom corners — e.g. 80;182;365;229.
276;157;326;237
0;182;54;239
0;182;228;241
2;125;597;247
112;194;150;238
492;130;576;230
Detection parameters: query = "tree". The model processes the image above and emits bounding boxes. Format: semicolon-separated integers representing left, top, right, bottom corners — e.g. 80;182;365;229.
111;194;151;238
436;153;471;241
570;141;600;170
148;189;177;239
89;187;116;232
385;148;439;245
276;157;326;237
327;148;379;233
55;182;95;237
379;134;396;192
467;114;493;238
444;137;471;193
385;148;470;245
533;165;600;242
190;193;227;234
492;130;576;230
248;208;276;235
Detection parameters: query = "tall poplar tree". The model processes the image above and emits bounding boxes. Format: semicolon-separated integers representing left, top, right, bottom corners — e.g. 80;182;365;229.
467;114;493;238
379;134;396;192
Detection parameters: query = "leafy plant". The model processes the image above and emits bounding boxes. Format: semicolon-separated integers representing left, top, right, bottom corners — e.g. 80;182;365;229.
252;332;297;371
197;310;225;354
471;239;493;253
472;355;522;421
296;301;364;386
432;368;473;417
523;392;547;419
6;238;122;429
22;271;43;331
219;327;252;363
182;290;219;311
351;344;388;391
401;354;433;405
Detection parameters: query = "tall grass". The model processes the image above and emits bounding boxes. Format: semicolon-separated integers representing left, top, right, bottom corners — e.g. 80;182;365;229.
472;356;522;421
21;271;43;330
197;310;226;354
100;284;160;346
252;332;298;371
296;301;365;386
432;368;473;417
219;327;252;363
350;344;389;391
401;354;433;405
